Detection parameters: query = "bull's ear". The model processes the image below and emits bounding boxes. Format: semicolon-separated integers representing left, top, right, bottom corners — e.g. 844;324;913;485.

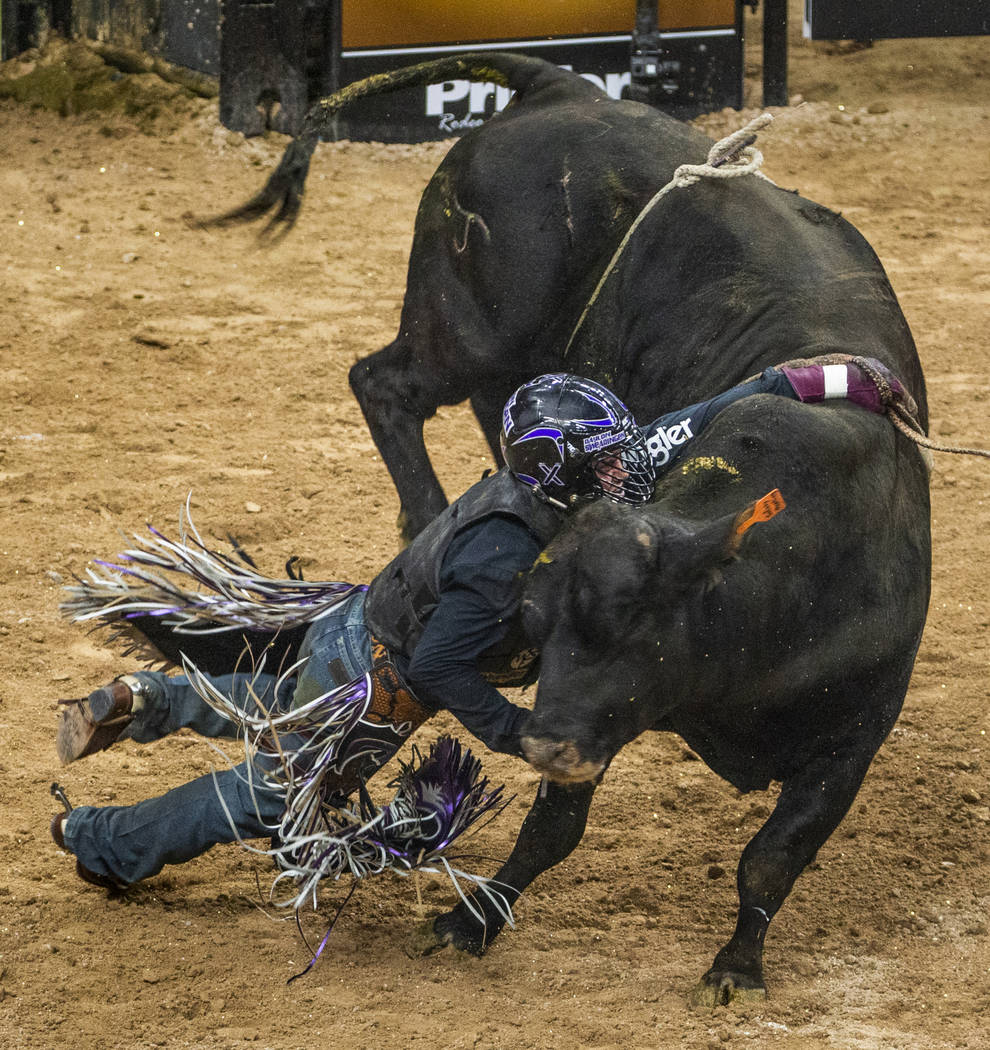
670;488;786;592
725;488;787;560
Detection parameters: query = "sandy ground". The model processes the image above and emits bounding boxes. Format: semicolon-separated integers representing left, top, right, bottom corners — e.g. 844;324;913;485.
1;10;988;1050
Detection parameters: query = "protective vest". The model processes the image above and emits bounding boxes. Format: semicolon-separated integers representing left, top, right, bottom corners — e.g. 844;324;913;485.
364;468;564;687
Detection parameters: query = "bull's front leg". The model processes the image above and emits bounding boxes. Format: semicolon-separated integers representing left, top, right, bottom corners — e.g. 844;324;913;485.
407;778;597;957
693;742;879;1006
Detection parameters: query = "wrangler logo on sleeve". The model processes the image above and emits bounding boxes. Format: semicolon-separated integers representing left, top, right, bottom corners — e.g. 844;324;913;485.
644;416;695;466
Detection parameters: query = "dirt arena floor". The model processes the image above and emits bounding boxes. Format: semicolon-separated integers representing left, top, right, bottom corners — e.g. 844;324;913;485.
1;11;988;1050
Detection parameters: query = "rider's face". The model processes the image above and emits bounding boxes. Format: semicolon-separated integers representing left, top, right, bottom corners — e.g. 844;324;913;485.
593;453;629;498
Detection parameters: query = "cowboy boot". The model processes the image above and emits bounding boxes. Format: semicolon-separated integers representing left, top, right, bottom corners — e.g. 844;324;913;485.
49;784;128;891
55;674;149;765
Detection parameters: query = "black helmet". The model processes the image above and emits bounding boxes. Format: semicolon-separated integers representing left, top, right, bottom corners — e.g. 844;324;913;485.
500;374;655;509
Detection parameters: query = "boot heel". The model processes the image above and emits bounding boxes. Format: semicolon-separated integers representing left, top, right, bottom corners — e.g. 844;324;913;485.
55;681;136;765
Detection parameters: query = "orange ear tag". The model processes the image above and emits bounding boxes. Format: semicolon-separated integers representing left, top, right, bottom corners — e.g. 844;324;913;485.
733;488;786;539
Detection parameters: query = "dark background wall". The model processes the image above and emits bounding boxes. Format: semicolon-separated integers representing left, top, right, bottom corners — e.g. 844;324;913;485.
805;0;989;39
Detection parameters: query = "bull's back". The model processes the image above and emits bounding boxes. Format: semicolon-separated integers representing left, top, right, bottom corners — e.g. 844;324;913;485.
568;169;926;428
400;90;713;370
399;69;925;431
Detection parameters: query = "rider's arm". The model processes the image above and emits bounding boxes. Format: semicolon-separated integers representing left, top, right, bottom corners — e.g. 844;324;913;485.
639;369;796;471
402;518;541;757
640;357;904;473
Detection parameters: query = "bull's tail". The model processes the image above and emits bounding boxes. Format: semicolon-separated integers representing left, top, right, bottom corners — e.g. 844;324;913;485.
202;52;567;237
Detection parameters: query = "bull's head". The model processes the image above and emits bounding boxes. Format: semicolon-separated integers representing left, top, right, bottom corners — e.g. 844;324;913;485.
520;491;784;783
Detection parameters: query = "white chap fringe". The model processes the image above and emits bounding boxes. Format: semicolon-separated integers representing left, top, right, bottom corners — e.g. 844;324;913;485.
60;501;363;640
188;647;515;926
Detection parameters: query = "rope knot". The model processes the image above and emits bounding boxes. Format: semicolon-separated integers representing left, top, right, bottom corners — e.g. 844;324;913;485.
671;113;775;189
708;112;775;166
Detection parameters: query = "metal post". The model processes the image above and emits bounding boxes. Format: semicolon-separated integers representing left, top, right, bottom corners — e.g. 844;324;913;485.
318;0;342;138
762;0;788;107
327;0;341;97
629;0;664;105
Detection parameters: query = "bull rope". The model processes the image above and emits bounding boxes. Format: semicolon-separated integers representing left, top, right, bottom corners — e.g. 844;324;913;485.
774;353;990;463
563;112;777;359
852;356;990;461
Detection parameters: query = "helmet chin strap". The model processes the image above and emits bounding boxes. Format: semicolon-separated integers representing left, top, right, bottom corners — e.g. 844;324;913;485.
512;473;570;511
538;491;571;511
523;481;574;513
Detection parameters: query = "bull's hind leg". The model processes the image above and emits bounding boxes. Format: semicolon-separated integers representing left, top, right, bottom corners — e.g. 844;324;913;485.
470;380;525;463
349;340;462;543
407;778;597;957
693;740;881;1006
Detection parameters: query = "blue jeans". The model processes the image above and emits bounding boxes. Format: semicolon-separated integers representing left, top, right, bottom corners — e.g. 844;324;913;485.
63;592;372;885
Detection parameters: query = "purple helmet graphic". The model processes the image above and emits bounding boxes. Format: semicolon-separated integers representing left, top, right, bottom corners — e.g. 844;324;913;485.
500;374;655;508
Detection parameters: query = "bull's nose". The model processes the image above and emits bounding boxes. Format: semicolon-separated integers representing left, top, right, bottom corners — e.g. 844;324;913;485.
521;735;605;784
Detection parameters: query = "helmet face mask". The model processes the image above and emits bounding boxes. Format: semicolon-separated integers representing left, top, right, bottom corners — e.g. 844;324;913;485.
500;374;656;508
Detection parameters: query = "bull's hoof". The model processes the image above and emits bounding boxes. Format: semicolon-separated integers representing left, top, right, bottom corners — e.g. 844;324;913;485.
690;971;767;1008
403;917;453;958
404;913;492;958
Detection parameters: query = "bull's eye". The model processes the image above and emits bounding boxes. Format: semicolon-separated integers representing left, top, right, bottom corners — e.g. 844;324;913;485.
520;597;549;644
573;579;610;645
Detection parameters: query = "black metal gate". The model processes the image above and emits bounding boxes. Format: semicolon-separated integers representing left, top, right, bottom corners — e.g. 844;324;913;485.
804;0;989;39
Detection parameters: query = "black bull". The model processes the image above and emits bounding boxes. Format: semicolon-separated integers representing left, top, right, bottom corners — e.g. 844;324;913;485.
204;54;931;1002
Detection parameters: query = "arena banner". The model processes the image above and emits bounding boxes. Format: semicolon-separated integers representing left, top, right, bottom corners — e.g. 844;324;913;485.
335;0;744;141
804;1;989;39
340;1;735;46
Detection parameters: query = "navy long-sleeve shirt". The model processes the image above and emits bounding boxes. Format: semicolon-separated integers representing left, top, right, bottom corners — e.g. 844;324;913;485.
400;516;542;756
640;367;796;470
